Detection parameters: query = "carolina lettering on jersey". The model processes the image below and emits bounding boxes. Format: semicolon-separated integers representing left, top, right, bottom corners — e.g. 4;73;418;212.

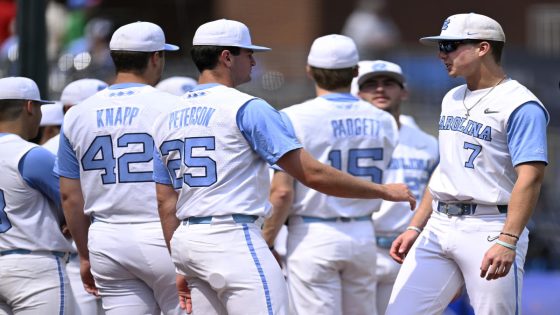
167;106;216;129
96;106;140;128
388;157;436;171
438;115;492;141
331;118;380;138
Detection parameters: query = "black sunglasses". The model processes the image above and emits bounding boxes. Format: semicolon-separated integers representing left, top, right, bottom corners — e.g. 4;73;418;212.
438;40;482;53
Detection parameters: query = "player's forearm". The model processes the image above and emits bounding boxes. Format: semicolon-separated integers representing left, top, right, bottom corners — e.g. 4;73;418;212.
501;163;545;238
262;172;294;247
156;183;180;252
278;148;389;199
407;187;434;229
60;177;90;259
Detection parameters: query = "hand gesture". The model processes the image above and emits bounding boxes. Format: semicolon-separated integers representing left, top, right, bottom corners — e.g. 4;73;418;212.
390;230;420;264
79;257;99;297
479;241;516;280
176;274;192;314
384;183;416;210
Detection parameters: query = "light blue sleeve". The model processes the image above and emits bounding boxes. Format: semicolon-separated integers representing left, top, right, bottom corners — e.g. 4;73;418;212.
507;102;548;166
55;126;80;179
18;147;62;209
236;99;302;165
153;146;172;185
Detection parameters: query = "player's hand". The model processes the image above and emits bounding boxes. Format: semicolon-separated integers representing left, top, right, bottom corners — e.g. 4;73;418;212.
79;258;99;297
270;248;283;268
480;240;516;281
176;274;192;314
390;230;420;264
383;183;416;210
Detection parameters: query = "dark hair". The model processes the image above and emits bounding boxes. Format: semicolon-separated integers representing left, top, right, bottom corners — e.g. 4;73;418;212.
110;50;162;74
309;66;356;90
0;99;26;121
486;40;504;64
190;46;241;72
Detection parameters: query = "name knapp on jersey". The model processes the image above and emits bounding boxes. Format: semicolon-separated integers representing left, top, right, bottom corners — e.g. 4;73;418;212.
439;115;492;141
168;106;216;129
331;117;381;138
97;106;140;127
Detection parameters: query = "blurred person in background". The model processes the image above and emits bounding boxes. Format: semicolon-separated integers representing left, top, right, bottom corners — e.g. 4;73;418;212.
155;76;197;96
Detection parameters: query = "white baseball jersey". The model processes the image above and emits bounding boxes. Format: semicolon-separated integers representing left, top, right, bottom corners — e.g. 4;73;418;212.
42;133;60;154
282;95;398;218
373;116;438;234
61;84;179;223
0;134;72;252
153;85;271;219
429;79;547;206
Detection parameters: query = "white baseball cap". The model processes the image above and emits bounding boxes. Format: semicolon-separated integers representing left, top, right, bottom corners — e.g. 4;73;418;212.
40;102;64;126
110;21;179;52
61;78;108;106
0;77;54;104
356;60;405;87
155;76;198;96
420;13;505;45
307;34;359;69
192;19;270;52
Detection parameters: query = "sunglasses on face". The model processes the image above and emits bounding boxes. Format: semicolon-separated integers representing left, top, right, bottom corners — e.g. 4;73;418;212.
438;40;481;53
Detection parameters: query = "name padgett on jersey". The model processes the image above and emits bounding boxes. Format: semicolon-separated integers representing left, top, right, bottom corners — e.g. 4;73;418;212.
331;117;381;138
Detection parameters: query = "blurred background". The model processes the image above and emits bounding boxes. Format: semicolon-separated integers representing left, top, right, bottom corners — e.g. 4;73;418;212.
1;0;558;313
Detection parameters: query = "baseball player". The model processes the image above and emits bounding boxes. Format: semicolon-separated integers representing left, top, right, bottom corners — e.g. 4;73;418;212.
39;101;64;149
261;35;399;315
41;78;108;155
353;60;439;314
0;76;74;314
152;19;415;315
386;13;549;315
155;76;198;96
56;78;108;315
56;22;182;315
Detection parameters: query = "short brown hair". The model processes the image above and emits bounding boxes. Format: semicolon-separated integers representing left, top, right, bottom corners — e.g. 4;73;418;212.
0;99;25;121
309;66;356;90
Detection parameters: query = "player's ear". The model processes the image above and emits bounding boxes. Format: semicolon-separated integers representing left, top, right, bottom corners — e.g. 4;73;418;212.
478;41;492;57
305;65;313;80
24;100;34;114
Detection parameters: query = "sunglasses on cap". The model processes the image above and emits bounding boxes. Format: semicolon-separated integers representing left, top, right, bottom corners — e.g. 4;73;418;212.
438;40;482;53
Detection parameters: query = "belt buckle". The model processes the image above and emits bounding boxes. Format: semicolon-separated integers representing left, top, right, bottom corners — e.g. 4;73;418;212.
441;203;462;216
339;217;351;223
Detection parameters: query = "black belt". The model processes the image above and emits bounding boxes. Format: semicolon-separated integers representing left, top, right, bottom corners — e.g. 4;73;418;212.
437;202;507;216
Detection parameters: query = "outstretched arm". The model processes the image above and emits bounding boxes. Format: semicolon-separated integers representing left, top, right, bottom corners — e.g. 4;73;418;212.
276;148;415;208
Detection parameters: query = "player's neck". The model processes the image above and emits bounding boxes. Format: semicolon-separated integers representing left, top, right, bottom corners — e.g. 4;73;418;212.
315;86;350;97
198;70;234;88
113;72;152;86
465;63;506;91
0;121;28;140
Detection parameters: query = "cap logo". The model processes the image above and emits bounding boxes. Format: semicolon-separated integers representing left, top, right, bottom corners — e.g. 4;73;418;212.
442;18;450;30
372;63;387;71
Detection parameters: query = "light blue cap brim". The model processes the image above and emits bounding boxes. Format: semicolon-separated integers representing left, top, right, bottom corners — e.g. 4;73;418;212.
164;43;180;51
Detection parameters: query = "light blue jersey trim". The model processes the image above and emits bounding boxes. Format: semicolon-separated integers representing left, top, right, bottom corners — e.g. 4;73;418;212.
319;92;359;102
507;102;548;166
108;82;146;89
55;256;65;315
153;146;172;185
56;126;80;179
236;99;302;165
242;224;273;315
18;147;62;209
